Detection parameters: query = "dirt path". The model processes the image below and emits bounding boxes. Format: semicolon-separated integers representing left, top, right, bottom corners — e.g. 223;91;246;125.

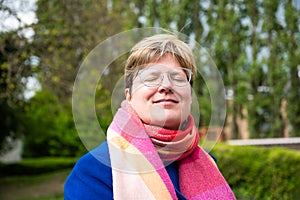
0;170;69;200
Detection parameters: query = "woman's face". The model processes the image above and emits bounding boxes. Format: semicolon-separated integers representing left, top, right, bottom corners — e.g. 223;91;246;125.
125;54;192;129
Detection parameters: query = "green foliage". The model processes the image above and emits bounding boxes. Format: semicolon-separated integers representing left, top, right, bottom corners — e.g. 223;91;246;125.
283;0;300;136
212;144;300;199
33;0;135;102
23;90;86;157
0;30;33;102
2;146;300;200
0;101;26;155
0;30;34;153
1;0;300;155
0;157;76;177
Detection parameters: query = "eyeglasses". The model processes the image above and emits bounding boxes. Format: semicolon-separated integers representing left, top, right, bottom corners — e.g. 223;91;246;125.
137;66;192;87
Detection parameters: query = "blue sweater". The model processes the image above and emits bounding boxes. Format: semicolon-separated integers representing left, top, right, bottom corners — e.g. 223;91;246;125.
64;142;187;200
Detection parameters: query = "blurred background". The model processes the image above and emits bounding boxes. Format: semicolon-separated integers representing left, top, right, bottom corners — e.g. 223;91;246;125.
0;0;300;199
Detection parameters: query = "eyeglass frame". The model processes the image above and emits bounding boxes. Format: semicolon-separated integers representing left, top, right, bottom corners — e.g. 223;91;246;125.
136;66;193;87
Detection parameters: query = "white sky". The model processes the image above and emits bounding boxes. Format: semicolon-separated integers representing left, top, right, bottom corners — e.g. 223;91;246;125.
0;0;39;99
0;0;37;32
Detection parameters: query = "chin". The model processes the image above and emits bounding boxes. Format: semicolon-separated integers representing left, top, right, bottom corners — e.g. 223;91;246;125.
147;118;178;129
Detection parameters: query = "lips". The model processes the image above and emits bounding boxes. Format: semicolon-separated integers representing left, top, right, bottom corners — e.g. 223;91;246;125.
153;99;179;104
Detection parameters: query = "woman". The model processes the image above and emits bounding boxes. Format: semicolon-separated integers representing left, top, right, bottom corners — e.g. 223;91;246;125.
65;34;236;199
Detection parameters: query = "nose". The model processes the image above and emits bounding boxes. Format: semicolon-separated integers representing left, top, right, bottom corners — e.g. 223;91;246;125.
158;74;172;92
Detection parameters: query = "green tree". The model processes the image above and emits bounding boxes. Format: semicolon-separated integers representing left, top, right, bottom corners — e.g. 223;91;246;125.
284;0;300;136
200;0;249;138
2;0;300;157
260;0;287;136
22;0;141;156
33;0;135;102
23;90;84;157
0;30;34;154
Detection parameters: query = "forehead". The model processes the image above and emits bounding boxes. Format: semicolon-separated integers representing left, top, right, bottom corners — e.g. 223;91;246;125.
140;54;183;70
141;64;186;73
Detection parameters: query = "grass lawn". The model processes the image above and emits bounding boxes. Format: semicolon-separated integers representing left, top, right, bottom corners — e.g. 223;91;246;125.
0;169;71;200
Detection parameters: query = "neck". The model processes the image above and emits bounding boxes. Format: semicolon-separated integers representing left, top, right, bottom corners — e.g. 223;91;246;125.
144;116;199;162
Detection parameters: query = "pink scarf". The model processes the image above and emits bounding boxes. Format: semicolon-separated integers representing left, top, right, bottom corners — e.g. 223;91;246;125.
144;115;199;163
107;101;236;199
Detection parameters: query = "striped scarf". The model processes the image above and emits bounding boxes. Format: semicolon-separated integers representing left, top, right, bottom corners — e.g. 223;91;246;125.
107;101;236;199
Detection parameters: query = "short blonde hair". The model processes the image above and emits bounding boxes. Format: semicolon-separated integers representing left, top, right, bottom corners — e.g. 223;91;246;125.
125;34;196;91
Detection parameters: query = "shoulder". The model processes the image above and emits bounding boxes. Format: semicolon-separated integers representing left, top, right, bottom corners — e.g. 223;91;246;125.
64;142;112;200
76;141;111;175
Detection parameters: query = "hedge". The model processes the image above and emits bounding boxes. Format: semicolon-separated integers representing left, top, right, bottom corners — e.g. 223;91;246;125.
211;144;300;200
1;145;300;199
0;157;78;177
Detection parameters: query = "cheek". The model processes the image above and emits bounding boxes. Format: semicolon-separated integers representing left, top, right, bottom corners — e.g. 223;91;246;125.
129;86;156;111
182;97;192;113
179;88;192;103
130;94;152;124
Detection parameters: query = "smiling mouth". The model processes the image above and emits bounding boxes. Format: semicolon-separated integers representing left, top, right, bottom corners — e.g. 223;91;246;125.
154;99;179;104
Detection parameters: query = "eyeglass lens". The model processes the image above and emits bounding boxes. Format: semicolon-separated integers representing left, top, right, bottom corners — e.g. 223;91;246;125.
139;66;191;87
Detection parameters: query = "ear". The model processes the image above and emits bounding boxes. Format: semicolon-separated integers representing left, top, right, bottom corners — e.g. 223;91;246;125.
124;88;131;101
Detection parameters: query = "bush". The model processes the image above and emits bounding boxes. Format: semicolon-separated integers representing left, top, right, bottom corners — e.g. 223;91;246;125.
0;157;77;177
211;144;300;200
23;91;86;157
2;145;300;199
